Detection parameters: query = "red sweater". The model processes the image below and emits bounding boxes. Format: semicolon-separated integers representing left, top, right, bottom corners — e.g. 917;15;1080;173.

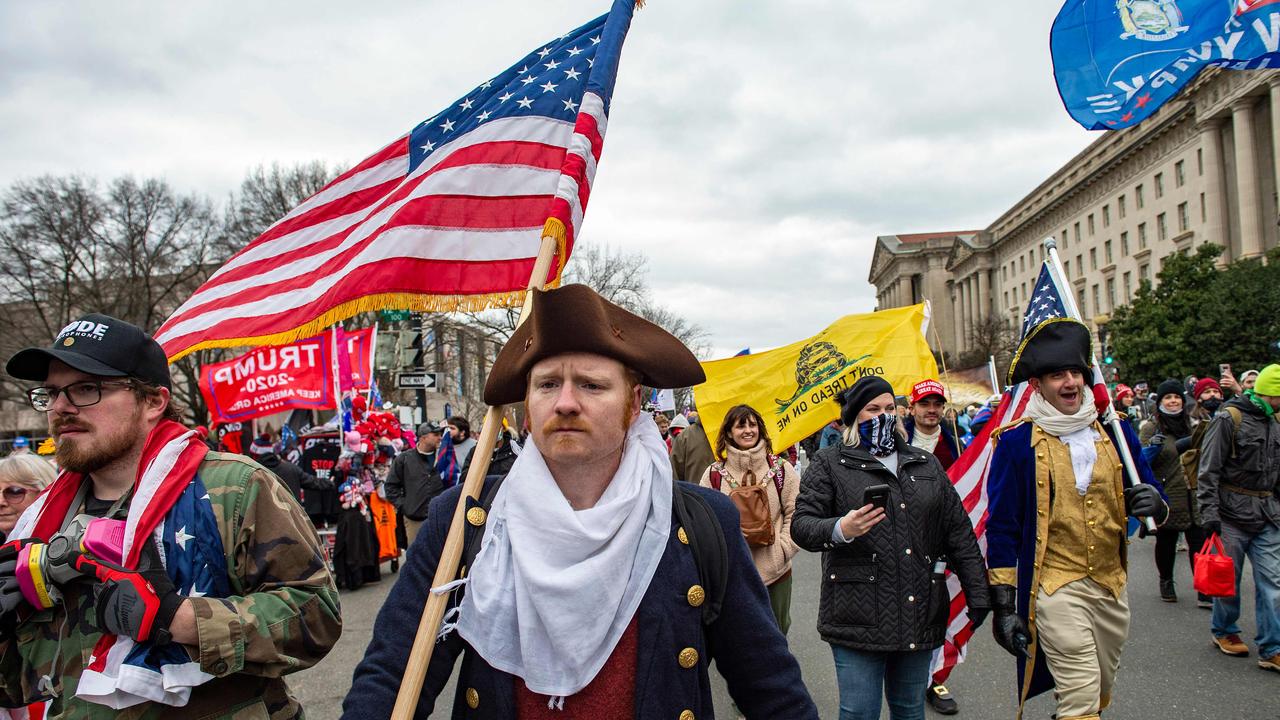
516;618;637;719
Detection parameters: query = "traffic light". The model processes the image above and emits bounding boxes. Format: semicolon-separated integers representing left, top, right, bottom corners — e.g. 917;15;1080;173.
1103;352;1114;365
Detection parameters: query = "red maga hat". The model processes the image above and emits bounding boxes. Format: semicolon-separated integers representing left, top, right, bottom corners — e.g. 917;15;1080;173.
910;379;947;404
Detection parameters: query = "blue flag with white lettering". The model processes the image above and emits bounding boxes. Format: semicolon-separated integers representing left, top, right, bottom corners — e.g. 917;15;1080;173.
1051;0;1280;130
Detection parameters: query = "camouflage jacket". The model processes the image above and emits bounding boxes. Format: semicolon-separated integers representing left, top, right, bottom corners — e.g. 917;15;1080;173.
0;452;342;719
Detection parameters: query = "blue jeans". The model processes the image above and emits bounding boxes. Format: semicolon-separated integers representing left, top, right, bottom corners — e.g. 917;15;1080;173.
830;644;933;720
1212;519;1280;658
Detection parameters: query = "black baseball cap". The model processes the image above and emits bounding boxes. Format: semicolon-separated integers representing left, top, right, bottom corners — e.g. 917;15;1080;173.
6;313;171;389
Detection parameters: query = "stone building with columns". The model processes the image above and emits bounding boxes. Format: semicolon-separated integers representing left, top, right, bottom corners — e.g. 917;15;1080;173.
870;67;1280;359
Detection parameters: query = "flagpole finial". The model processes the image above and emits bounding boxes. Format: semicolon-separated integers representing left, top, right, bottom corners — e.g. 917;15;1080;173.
1043;237;1058;252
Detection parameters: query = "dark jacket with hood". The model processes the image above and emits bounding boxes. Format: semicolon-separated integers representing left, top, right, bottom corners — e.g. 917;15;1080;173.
1197;394;1280;534
254;451;330;502
790;441;990;652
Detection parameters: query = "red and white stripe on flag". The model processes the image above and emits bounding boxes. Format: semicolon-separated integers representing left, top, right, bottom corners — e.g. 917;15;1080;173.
156;106;606;362
929;384;1031;683
154;1;638;362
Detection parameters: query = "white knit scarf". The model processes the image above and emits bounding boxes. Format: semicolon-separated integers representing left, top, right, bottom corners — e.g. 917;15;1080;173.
455;413;672;698
1023;389;1099;437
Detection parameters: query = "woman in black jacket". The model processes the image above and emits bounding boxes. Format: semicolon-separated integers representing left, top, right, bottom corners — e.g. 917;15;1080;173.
791;376;990;720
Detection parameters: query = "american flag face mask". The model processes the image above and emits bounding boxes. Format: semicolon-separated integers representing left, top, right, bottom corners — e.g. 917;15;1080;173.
858;413;897;457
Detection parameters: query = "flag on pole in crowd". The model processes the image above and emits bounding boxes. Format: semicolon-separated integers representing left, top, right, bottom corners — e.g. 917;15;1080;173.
436;430;460;489
368;378;384;409
695;304;937;454
930;261;1110;683
155;0;640;362
1051;0;1280;131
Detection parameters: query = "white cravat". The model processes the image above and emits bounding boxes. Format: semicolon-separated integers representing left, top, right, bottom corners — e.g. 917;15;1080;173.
456;414;672;697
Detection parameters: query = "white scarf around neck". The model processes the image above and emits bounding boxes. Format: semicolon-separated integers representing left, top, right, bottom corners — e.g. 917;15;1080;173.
1023;388;1099;437
455;413;673;697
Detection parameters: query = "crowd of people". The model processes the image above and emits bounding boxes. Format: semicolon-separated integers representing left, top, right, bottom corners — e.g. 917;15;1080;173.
0;296;1274;720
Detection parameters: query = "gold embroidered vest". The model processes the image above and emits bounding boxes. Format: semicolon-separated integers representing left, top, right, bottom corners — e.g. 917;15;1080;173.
1038;427;1128;598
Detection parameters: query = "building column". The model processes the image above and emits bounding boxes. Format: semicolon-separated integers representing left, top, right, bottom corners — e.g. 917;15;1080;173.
951;283;964;355
974;268;987;327
1231;98;1265;259
963;275;975;350
1199;117;1229;263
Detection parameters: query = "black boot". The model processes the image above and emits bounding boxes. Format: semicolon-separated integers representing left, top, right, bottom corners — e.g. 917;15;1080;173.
925;683;958;715
1160;578;1177;602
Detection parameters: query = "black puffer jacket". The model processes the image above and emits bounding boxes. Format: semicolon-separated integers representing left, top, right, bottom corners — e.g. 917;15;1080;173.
791;441;989;652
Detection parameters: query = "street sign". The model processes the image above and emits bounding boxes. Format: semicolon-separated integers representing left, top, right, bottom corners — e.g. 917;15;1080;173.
397;372;439;390
380;309;411;323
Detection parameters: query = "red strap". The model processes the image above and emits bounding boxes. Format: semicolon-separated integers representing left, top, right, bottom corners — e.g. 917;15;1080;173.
709;467;722;491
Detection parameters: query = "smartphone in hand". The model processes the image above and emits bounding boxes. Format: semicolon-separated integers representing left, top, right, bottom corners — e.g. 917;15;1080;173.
862;484;890;512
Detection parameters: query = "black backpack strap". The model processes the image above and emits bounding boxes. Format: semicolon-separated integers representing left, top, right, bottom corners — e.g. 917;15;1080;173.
672;481;727;626
459;474;508;579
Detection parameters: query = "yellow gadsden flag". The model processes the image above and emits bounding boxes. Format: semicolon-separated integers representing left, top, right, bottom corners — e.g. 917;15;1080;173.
694;304;938;454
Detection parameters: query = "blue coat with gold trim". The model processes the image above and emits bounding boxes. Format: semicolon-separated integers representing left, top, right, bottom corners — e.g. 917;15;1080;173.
985;419;1163;706
342;480;818;719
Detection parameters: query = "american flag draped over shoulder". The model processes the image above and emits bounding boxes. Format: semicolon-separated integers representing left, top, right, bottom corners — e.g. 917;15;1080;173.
931;261;1110;684
156;0;639;362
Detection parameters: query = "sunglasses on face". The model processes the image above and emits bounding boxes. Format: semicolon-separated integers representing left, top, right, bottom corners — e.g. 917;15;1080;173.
0;487;30;502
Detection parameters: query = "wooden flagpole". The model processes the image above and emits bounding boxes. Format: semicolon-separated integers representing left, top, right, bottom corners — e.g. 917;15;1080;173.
390;232;561;719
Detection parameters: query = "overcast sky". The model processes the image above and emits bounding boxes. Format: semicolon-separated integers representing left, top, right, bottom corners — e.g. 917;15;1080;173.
0;1;1097;358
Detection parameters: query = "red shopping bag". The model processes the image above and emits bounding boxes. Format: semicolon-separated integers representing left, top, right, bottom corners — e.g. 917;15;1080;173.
1193;534;1237;598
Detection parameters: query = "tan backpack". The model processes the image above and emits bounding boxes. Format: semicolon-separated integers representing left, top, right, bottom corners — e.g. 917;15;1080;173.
709;458;784;547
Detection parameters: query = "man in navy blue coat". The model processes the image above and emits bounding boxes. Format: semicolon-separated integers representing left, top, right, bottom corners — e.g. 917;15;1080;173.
342;284;817;719
986;319;1167;720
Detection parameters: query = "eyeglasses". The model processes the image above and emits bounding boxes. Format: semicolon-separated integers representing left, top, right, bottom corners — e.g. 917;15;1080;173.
27;380;135;412
0;487;29;502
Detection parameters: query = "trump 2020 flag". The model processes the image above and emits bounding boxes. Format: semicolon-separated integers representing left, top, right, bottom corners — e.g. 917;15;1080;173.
1052;0;1280;130
156;0;639;362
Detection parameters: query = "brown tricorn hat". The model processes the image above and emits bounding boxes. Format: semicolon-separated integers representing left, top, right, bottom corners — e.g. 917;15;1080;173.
483;284;706;406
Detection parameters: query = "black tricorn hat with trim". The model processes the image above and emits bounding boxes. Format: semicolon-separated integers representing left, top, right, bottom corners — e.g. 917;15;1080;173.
1007;318;1092;386
483;284;706;406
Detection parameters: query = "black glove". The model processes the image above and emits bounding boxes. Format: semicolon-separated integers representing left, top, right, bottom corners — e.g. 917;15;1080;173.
82;543;183;645
990;584;1029;659
1202;520;1222;536
0;539;34;619
1147;432;1166;446
968;606;990;631
1124;483;1168;523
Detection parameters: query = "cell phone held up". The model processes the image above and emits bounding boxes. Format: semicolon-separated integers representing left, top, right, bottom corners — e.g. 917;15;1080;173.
862;484;890;512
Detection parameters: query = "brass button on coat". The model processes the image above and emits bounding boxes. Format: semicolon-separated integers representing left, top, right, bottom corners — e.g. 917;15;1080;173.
678;647;699;668
466;507;487;526
466;687;480;709
687;584;705;607
679;711;695;720
677;527;689;544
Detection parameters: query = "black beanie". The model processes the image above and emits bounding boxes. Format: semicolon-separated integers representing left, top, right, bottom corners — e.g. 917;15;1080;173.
1155;378;1185;402
839;376;895;427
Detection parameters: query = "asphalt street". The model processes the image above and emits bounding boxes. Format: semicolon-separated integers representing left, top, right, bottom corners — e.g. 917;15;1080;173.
292;534;1275;720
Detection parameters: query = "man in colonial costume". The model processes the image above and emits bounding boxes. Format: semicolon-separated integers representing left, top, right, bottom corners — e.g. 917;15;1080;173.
986;318;1168;720
343;284;817;719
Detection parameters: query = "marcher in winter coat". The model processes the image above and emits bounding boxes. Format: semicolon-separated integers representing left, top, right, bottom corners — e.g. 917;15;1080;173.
791;376;989;720
699;404;801;634
1140;379;1206;604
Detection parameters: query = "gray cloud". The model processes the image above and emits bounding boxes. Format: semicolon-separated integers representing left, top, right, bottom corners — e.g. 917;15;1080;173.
0;0;1097;358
